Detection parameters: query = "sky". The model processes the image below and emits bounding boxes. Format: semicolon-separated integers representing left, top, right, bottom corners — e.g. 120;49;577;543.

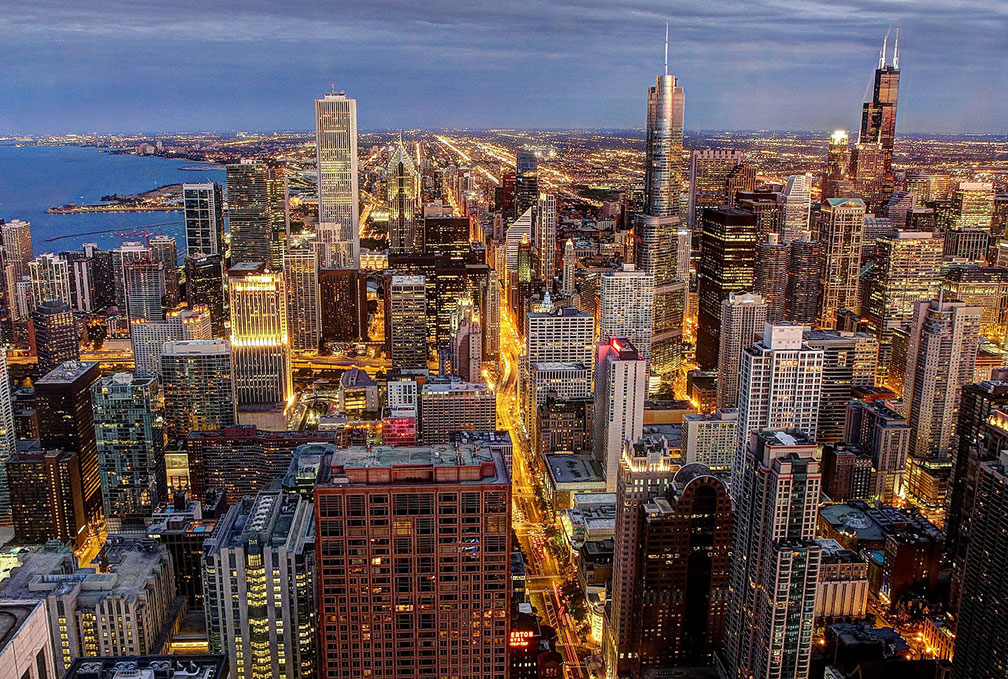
2;0;1007;135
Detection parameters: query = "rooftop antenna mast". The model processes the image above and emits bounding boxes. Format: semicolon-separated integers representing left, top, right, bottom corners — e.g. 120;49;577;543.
893;28;899;69
879;32;887;69
664;21;669;75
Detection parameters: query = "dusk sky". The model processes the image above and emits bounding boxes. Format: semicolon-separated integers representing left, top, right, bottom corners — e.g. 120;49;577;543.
3;0;1007;135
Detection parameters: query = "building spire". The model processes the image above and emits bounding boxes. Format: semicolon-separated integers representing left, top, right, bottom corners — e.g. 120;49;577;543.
664;21;669;76
893;28;899;69
879;33;887;69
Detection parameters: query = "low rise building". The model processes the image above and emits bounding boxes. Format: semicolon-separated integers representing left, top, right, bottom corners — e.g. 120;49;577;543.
815;539;869;623
542;454;607;510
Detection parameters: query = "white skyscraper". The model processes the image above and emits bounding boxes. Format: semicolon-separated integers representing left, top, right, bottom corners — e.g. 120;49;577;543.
506;208;534;273
735;323;824;478
725;429;822;679
717;292;768;409
520;305;595;427
599;263;655;364
781;173;813;241
536;192;557;282
902;299;981;460
0;352;16;524
228;262;292;406
315;91;360;268
130;306;213;378
593;338;647;492
28;254;72;309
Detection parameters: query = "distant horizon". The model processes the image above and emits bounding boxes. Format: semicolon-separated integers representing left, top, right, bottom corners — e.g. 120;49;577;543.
3;1;1007;135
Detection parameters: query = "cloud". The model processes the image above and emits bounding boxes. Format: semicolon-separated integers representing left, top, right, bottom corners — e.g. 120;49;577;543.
1;0;1006;133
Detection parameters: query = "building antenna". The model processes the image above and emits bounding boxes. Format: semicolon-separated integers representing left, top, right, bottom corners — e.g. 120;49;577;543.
893;28;899;69
664;21;669;75
879;32;887;69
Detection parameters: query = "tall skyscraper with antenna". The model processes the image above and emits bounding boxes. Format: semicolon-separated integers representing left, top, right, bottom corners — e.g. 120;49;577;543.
637;22;688;380
853;31;900;210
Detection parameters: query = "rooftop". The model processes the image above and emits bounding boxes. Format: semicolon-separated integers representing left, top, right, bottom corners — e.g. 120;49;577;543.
211;491;312;551
544;454;606;486
36;360;99;385
64;655;227;679
322;443;509;486
0;600;42;659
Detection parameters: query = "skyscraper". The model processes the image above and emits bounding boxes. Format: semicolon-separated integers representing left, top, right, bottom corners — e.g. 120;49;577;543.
781;173;812;241
124;258;166;322
160;339;237;447
561;239;576;296
724;429;822;679
818;198;866;328
716;292;767;409
865;230;943;375
0;353;16;525
598;263;655;364
696;208;757;369
227;160;272;265
183;182;225;257
594;338;647;491
319;268;368;345
28;253;72;308
951;449;1008;679
388;135;421;254
149;235;180;307
36;360;102;526
786;233;822;324
315;91;360;268
92;373;165;532
184;253;227;337
111;242;150;309
386;275;427;370
419;378;496;444
32;299;79;377
755;234;788;322
644;70;685;218
735;324;824;472
804;329;879;444
535;192;557;282
228;262;292;406
822;130;850;199
130;306;212;379
688;149;751;228
284;247;321;353
902;299;981;460
520;305;595;428
7;445;85;547
204;490;316;679
951;181;996;230
852;34;900;210
515;150;539;217
313;443;510;679
845;399;911;503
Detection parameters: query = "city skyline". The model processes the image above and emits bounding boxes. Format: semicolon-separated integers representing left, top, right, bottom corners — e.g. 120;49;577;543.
3;1;1008;135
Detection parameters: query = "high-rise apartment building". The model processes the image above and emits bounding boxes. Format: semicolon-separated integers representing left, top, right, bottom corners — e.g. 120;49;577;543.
0;353;15;525
284;247;321;353
32;299;79;376
735;324;824;474
696;208;757;369
952;449;1008;679
598;263;655;364
520;305;595;429
124;259;166;321
160;340;237;447
228;262;292;406
130;306;213;379
593;338;647;491
315;91;360;268
682;409;737;471
28;253;72;308
183;182;225;257
818;198;866;328
865;230;943;374
536;192;557;282
7;444;85;547
319;268;368;344
111;242;150;309
386;275;427;370
388;136;421;254
845;399;911;503
644;72;684;217
755;234;788;323
804;330;879;444
941;265;1008;343
902;299;981;460
204;490;316;679
92;373;165;532
787;234;822;324
716;292;767;409
36;360;102;526
724;430;822;679
313;444;510;679
148;235;179;307
951;181;995;230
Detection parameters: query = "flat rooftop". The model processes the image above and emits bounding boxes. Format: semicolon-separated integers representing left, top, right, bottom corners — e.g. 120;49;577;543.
36;360;98;385
323;444;509;486
544;454;606;486
0;600;42;657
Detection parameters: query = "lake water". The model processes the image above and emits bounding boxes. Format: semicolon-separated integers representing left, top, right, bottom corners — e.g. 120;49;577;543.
0;144;225;256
